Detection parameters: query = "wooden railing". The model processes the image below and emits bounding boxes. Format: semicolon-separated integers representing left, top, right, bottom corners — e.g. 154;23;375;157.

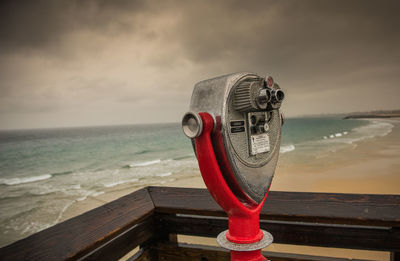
0;186;399;261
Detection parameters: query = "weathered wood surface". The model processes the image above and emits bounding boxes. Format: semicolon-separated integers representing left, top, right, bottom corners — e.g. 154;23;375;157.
159;214;400;251
1;186;399;260
154;242;371;261
130;247;156;261
149;186;400;227
78;218;156;261
0;188;154;261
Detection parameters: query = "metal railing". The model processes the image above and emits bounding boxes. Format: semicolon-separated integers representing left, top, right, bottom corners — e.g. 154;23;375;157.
1;186;399;261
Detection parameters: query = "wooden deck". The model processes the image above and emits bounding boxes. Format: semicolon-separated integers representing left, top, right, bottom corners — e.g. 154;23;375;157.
0;186;399;261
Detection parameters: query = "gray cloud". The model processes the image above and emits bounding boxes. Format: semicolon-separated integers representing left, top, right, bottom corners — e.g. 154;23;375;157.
0;0;399;129
175;1;400;82
0;0;152;50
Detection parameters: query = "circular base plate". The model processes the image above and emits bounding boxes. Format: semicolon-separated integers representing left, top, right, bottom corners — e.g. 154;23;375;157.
216;230;273;251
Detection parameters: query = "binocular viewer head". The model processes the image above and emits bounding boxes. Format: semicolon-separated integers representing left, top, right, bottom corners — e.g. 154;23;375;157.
182;72;284;204
233;75;284;112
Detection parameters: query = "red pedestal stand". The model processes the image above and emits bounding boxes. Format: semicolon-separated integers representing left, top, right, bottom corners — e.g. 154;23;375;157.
194;112;272;261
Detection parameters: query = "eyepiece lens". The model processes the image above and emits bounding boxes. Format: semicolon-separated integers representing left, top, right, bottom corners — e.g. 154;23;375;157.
275;90;285;102
182;112;203;138
187;117;198;132
257;88;271;107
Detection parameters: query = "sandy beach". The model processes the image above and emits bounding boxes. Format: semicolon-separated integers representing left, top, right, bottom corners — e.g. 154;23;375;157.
61;118;400;260
273;118;400;195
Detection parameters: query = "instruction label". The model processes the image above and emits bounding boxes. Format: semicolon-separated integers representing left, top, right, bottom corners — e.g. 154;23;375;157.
250;134;270;155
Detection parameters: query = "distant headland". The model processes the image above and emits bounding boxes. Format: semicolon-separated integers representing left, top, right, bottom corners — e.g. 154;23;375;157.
343;109;400;119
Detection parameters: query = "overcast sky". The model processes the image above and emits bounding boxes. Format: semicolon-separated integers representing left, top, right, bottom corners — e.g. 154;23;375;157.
0;0;399;129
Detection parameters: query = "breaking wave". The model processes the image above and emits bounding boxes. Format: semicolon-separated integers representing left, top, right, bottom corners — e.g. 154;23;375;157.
104;178;139;188
322;120;393;144
128;159;162;167
156;172;172;177
280;144;295;154
353;120;393;139
0;174;52;186
323;131;348;140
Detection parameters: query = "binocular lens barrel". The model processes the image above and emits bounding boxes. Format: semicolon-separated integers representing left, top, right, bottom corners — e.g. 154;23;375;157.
258;88;271;105
273;89;285;102
182;112;203;138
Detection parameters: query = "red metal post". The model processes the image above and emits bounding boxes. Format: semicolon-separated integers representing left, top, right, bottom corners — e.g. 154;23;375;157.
194;112;269;261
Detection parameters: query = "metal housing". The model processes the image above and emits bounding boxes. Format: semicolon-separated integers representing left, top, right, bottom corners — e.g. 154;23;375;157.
189;72;283;203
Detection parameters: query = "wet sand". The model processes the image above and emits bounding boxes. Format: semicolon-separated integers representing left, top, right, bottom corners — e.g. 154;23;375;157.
273;118;400;195
62;118;400;260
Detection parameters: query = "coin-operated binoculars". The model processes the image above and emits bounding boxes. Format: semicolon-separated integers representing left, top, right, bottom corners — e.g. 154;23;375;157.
182;72;284;261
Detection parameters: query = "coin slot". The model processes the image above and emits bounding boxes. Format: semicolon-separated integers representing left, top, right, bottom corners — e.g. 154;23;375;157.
230;121;245;127
231;127;245;133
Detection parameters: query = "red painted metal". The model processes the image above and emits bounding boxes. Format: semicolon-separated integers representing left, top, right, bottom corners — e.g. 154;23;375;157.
195;112;268;261
267;76;274;88
211;116;256;204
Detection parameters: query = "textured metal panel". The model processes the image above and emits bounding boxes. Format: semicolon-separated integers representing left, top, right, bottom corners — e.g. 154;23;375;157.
188;72;283;203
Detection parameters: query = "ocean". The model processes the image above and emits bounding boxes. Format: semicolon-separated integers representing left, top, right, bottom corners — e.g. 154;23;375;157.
0;117;394;247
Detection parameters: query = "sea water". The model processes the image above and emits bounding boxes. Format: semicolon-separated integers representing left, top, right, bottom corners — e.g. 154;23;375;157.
0;117;394;246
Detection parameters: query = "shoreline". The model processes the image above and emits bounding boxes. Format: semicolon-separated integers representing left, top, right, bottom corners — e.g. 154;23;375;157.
273;118;400;195
344;115;400;119
7;117;397;260
62;118;400;222
343;113;400;119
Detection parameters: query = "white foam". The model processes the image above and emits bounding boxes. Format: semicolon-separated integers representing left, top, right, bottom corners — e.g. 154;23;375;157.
54;201;74;224
321;120;394;145
75;189;94;201
70;184;81;190
129;159;161;167
104;178;139;188
29;185;60;195
104;180;125;188
0;174;52;186
20;221;52;235
76;196;88;201
353;120;394;139
280;144;295;154
92;191;105;197
156;172;172;177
